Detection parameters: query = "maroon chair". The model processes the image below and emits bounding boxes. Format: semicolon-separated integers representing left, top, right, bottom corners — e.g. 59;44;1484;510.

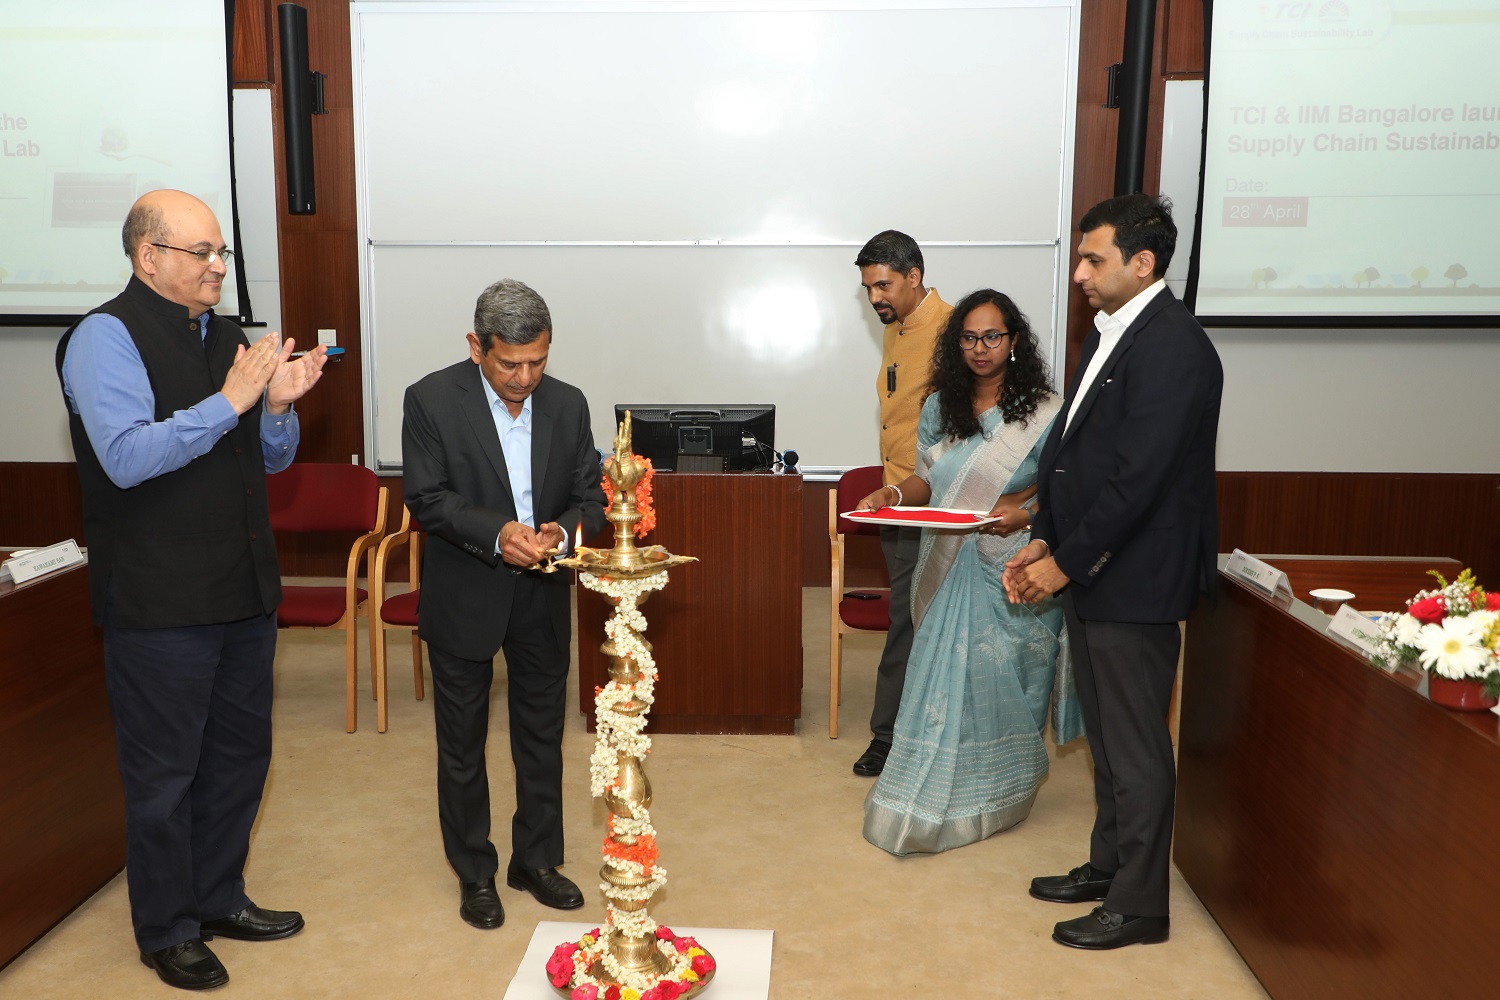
828;465;892;738
369;505;426;733
267;463;388;733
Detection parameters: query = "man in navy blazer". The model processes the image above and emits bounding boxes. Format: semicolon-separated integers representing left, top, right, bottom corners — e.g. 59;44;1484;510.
402;279;606;930
1004;194;1222;949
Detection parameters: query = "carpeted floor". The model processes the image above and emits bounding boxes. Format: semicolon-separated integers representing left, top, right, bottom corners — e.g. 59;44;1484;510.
0;588;1266;999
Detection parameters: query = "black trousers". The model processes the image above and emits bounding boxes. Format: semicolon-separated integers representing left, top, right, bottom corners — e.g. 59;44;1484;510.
869;525;920;742
428;575;568;883
102;608;276;952
1062;591;1180;917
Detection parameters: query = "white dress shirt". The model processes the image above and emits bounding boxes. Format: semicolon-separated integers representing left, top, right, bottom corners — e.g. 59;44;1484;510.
1062;278;1166;434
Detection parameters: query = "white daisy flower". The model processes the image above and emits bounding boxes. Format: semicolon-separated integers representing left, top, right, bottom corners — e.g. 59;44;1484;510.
1415;617;1488;679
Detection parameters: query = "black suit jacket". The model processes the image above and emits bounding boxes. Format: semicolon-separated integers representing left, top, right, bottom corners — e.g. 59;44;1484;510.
402;362;607;661
1032;287;1222;624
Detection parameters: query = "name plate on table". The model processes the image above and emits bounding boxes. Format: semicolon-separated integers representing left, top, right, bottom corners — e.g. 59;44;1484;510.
1226;549;1290;597
1326;604;1385;659
0;539;85;585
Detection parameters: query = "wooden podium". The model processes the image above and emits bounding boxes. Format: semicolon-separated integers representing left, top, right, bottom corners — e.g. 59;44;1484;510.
1177;554;1496;1000
576;472;803;734
0;555;124;970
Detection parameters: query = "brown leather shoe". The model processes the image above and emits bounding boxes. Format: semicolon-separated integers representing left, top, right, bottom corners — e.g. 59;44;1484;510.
459;877;505;929
506;862;584;910
139;938;229;991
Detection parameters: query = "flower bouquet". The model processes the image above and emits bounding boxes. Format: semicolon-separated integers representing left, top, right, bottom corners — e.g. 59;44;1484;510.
1376;568;1500;710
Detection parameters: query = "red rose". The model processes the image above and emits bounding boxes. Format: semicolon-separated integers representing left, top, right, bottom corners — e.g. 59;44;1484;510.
655;925;675;940
1487;592;1500;611
1407;595;1445;623
691;954;716;976
605;987;622;1000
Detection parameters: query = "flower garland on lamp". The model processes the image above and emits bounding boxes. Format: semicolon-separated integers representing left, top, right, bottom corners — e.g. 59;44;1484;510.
547;571;716;998
601;457;656;538
1377;568;1500;711
546;415;713;999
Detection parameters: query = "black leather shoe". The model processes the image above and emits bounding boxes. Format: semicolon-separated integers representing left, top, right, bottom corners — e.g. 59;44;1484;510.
200;904;304;941
1053;907;1169;949
506;862;585;910
139;938;229;991
459;878;505;929
852;738;892;777
1030;863;1114;903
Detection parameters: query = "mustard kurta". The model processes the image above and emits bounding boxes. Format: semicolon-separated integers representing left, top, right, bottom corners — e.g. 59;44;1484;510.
876;288;952;484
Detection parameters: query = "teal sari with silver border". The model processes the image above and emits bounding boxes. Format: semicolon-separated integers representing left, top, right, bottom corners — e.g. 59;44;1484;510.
864;391;1082;856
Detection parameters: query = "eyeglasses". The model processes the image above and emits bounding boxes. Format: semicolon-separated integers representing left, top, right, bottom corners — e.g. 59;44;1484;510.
958;331;1009;350
152;243;234;266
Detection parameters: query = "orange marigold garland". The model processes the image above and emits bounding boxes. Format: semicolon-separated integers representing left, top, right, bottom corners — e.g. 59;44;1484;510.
601;455;656;537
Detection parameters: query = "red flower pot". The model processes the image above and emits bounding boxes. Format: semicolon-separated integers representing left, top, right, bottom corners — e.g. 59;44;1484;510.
1427;674;1500;712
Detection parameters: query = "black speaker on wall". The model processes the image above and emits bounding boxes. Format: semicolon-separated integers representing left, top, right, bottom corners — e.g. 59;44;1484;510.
278;3;323;215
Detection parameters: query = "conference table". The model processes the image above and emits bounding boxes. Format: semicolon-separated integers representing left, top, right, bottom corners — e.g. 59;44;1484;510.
0;553;124;970
576;471;802;734
1176;554;1497;1000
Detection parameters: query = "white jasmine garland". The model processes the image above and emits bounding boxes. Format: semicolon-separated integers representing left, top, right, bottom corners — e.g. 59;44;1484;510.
560;568;703;995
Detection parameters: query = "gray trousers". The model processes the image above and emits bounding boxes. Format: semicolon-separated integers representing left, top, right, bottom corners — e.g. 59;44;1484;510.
869;525;920;742
1062;590;1181;917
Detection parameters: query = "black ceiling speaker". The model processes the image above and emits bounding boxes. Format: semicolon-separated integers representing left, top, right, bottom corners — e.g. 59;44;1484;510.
278;3;325;215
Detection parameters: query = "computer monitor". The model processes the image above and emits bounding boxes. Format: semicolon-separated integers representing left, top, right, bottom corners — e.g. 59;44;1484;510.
614;404;775;472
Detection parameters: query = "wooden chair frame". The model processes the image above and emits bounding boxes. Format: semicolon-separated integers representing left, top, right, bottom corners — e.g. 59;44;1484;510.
828;484;890;738
270;470;388;733
369;506;427;733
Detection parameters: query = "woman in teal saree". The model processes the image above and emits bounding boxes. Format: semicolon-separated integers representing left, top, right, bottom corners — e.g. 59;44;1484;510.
858;289;1083;856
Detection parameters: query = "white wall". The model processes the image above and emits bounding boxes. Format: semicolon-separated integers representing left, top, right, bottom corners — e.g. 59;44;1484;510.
0;90;281;464
1158;80;1500;473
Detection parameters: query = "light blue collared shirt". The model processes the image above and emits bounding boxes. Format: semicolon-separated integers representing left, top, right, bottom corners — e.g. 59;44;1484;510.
61;312;299;489
480;369;535;531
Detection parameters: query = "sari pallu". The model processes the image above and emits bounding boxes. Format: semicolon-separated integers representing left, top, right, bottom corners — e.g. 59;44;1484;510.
863;392;1082;856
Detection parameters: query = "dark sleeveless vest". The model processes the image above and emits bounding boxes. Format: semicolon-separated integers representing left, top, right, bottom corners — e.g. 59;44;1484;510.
56;276;282;628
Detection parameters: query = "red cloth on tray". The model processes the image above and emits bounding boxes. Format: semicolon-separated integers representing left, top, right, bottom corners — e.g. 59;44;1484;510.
849;508;985;524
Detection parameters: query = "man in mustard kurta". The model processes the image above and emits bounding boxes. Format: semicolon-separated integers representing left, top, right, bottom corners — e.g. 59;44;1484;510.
852;230;952;776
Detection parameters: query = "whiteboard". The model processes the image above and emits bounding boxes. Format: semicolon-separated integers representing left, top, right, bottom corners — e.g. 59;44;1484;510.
353;0;1081;470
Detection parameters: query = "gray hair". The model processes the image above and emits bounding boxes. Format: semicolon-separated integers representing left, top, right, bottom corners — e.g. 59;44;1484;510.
473;279;551;352
122;202;168;260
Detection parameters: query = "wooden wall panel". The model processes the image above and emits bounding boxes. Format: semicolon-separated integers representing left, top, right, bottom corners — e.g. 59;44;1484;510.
1064;0;1128;384
1217;472;1500;584
231;0;274;87
0;463;84;549
8;464;1493;588
267;0;364;466
1163;0;1205;77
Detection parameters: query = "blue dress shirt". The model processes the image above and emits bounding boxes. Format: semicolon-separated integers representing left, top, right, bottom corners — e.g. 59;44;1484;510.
61;312;299;489
480;370;535;531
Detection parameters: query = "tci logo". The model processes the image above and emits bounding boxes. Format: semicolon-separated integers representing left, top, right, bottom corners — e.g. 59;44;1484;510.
1257;2;1352;21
